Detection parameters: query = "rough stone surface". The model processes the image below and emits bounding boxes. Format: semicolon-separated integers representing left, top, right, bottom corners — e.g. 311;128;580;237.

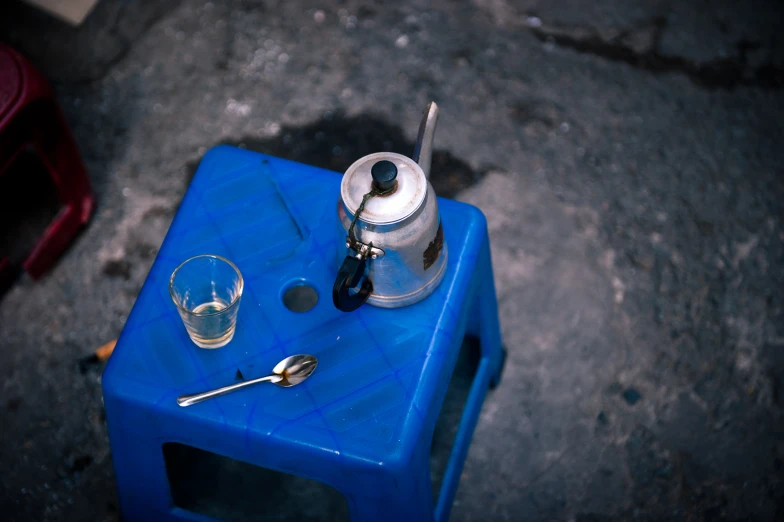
1;0;783;520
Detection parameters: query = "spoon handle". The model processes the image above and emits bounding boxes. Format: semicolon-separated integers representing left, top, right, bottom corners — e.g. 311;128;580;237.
177;374;282;407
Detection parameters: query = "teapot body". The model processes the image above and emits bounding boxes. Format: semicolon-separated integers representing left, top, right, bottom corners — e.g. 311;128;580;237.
337;180;447;308
332;102;446;312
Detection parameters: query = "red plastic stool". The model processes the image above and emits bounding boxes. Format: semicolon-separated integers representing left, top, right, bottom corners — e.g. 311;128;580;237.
0;43;94;280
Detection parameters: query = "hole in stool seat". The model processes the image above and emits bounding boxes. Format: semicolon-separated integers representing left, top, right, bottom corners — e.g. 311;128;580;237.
163;443;349;521
281;281;319;313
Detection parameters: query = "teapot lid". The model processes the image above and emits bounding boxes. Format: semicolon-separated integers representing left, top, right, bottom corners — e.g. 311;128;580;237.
341;152;427;225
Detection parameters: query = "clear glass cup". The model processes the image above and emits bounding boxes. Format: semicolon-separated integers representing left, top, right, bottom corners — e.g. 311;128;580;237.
169;255;244;349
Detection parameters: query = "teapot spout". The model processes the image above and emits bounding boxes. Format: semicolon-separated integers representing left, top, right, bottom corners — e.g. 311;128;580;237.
412;102;439;180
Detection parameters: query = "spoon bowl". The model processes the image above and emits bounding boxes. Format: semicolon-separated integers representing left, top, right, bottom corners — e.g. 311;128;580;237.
273;354;318;387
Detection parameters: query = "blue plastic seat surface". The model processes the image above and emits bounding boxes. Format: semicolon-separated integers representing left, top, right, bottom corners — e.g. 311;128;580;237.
103;145;488;476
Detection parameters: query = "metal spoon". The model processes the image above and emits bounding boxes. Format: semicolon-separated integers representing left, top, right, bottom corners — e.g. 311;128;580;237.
177;354;318;407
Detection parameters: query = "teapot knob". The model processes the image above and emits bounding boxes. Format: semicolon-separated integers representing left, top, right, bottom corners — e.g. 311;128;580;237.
371;160;398;191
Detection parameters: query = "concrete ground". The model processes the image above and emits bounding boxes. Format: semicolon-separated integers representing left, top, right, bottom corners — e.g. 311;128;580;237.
1;0;783;520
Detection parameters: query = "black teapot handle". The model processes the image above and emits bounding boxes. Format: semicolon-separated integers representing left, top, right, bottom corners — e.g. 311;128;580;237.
332;255;373;312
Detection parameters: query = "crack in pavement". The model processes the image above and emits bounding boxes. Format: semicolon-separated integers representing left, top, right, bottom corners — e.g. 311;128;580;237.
529;16;783;90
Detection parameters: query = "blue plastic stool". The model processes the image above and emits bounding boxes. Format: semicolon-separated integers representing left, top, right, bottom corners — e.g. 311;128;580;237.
102;146;505;522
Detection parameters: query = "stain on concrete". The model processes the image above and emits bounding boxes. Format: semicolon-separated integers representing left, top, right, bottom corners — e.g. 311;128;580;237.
68;455;93;475
622;387;642;405
528;16;784;90
6;397;22;412
97;192;173;282
102;259;132;280
509;99;564;130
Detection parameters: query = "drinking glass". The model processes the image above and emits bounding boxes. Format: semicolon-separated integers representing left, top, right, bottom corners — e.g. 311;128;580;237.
169;255;243;348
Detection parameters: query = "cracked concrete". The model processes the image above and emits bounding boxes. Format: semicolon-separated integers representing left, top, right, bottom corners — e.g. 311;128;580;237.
1;0;783;520
477;0;784;89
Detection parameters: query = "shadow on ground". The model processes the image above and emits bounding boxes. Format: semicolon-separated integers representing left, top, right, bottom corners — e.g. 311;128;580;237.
187;112;491;199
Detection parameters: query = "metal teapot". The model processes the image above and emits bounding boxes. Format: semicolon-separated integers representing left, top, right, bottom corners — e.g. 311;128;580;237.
332;102;447;312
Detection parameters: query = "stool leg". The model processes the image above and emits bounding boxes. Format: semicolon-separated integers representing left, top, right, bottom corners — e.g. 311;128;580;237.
22;104;93;279
22;203;82;279
432;235;505;522
105;403;175;522
472;235;505;388
110;438;174;520
348;460;433;522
